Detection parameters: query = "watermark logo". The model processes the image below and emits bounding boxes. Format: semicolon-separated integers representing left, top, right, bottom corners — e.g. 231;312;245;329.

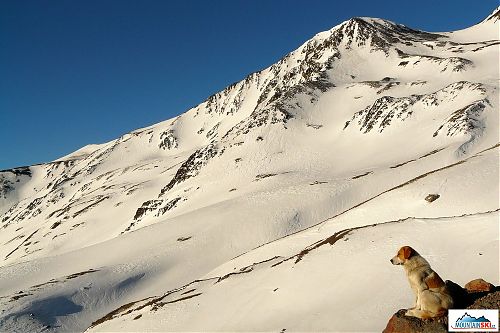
449;309;499;332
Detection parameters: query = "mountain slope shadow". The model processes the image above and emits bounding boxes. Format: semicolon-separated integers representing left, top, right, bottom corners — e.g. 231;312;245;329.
8;296;83;327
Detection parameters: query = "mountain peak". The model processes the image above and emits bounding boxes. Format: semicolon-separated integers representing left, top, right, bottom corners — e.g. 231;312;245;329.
484;6;500;22
326;15;445;55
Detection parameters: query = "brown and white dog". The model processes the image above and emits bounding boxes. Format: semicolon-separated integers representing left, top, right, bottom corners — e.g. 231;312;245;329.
390;246;453;319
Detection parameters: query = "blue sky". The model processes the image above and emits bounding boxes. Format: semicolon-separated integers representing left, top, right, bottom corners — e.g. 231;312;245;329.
0;0;497;169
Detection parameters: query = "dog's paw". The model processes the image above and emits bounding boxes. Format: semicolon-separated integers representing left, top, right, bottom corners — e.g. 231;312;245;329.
405;309;416;317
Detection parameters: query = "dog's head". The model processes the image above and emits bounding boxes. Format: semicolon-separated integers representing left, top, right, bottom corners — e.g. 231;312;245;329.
390;246;416;265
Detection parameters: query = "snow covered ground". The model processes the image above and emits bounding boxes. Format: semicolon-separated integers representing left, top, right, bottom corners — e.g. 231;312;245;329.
0;7;498;333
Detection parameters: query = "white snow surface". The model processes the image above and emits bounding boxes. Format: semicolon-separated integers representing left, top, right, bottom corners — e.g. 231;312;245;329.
0;8;499;333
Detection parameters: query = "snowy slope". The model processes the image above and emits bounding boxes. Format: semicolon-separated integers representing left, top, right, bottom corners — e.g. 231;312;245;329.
0;7;499;333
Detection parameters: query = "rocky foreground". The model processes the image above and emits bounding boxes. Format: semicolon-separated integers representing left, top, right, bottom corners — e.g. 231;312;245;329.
383;278;499;333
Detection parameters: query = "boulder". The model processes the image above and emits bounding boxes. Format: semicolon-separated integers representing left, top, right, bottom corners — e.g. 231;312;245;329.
382;309;447;333
465;278;495;293
424;194;440;202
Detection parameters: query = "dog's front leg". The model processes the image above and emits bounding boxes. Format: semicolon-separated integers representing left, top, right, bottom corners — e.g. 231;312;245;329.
407;285;420;311
405;308;416;316
406;291;421;316
407;295;417;311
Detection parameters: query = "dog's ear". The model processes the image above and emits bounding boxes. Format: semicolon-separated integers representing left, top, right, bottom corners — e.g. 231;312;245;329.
403;246;413;259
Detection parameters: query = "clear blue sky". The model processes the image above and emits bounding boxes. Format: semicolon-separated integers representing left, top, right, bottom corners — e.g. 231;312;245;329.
1;0;497;170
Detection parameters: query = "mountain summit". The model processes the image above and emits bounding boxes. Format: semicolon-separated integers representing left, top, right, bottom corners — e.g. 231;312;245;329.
483;6;500;23
1;9;499;333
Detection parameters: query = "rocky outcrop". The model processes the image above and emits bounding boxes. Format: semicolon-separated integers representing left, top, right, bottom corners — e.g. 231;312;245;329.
465;278;495;293
160;143;218;195
383;309;448;333
468;291;500;309
383;279;499;333
158;129;178;150
344;82;488;135
433;100;487;138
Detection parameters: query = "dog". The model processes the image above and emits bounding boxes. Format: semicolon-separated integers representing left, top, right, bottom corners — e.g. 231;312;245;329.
390;246;453;319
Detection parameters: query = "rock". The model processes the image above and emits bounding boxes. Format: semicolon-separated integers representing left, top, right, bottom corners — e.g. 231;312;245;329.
382;309;447;333
465;278;495;293
446;280;470;308
424;194;440;202
468;291;500;309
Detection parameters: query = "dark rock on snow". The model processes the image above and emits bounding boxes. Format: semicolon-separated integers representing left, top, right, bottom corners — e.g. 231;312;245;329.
424;194;440;202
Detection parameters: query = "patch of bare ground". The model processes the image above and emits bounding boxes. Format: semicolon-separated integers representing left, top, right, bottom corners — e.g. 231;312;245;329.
390;160;416;169
310;181;328;185
352;171;372;179
150;293;203;311
5;229;39;259
389;148;444;169
66;269;99;280
180;289;197;295
89;298;149;328
10;292;33;302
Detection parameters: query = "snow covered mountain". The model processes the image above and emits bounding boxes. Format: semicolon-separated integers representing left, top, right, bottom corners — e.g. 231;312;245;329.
1;8;498;332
